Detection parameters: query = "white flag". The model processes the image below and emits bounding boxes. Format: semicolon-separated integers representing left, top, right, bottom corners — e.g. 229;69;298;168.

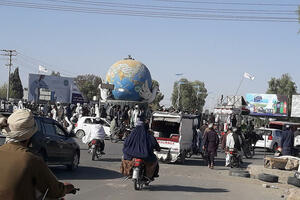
38;65;48;73
243;72;255;80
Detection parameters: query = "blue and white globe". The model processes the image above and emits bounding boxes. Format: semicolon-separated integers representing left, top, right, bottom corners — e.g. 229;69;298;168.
106;58;152;101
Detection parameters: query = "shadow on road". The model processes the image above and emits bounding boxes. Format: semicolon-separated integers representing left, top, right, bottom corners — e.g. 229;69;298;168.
98;158;122;162
147;185;229;193
51;166;123;180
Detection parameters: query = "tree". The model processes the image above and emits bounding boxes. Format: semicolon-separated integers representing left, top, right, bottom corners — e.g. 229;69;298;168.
9;68;23;99
51;71;61;76
75;74;102;101
149;80;164;110
266;73;297;116
0;83;8;99
171;78;207;113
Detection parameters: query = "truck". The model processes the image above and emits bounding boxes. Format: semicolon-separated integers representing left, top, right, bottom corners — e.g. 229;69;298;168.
150;111;200;164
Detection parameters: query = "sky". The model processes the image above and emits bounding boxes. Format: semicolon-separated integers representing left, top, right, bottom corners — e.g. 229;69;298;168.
0;0;300;110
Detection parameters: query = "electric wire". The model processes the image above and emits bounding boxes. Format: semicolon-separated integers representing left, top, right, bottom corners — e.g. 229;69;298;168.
17;52;76;77
43;0;297;15
152;0;299;7
0;0;298;22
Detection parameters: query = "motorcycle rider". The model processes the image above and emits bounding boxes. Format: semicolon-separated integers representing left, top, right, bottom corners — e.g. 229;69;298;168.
122;115;160;180
0;109;75;199
225;127;243;167
82;118;106;154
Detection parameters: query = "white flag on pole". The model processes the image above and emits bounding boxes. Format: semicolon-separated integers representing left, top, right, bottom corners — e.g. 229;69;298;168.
243;72;255;80
38;65;48;73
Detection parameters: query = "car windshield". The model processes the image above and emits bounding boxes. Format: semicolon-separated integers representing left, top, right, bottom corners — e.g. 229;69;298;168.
256;129;272;136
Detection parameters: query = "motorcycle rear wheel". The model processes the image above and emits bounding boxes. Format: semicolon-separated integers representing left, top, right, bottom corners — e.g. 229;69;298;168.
243;145;253;159
134;179;142;190
92;148;96;161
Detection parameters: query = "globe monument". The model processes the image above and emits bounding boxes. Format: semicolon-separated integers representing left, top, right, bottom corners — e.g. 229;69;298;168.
106;56;154;102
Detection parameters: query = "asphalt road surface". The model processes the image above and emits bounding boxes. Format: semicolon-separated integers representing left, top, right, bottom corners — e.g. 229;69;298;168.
54;139;283;200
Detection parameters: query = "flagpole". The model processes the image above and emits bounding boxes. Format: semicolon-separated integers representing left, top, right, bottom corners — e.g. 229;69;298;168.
234;75;244;96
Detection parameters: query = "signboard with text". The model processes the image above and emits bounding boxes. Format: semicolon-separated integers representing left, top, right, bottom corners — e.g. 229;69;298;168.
246;93;288;117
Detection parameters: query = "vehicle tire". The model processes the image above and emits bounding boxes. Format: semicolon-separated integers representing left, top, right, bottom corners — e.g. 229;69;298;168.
75;130;85;139
177;151;186;164
272;143;278;153
258;173;279;183
134;179;142;190
243;144;253;159
229;169;250;178
287;176;300;187
91;148;96;161
230;158;240;168
67;151;79;171
186;151;192;158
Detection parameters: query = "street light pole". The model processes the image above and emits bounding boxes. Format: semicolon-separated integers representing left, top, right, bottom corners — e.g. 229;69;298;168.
175;73;183;110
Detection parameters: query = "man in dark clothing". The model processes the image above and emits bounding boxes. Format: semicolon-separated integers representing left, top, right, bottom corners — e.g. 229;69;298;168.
280;126;294;156
203;124;219;169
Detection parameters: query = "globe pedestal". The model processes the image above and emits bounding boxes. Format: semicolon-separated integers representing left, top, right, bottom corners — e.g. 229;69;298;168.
100;99;148;110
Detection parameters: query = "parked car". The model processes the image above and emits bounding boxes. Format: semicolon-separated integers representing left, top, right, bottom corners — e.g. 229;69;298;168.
254;128;282;152
0;112;13;146
0;115;80;170
74;116;111;139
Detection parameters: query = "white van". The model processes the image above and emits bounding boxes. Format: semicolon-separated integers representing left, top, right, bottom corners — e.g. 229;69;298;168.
150;112;200;163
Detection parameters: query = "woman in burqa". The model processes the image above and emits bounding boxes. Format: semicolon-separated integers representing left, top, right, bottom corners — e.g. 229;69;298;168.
122;116;160;179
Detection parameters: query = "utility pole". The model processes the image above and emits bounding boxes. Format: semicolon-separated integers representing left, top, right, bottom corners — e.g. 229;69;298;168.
0;50;17;100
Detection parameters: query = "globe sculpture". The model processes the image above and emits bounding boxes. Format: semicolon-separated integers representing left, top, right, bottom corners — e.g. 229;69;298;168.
106;57;152;101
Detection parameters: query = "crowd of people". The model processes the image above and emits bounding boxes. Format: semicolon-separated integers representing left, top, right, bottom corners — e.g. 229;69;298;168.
1;99;300;199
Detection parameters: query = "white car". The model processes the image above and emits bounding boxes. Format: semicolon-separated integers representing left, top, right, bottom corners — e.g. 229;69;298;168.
74;117;111;139
255;128;282;152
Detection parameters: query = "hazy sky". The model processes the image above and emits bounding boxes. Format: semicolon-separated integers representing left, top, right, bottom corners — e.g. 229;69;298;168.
0;0;299;110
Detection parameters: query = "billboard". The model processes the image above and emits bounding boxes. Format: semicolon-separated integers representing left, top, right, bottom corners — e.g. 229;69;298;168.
245;93;288;117
28;74;84;104
291;95;300;118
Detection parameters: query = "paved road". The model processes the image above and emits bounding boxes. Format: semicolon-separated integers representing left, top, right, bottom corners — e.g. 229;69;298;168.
54;139;283;200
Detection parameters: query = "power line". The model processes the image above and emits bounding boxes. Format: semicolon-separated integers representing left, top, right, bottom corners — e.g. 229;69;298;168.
152;0;299;7
17;51;76;77
43;0;297;15
0;0;297;22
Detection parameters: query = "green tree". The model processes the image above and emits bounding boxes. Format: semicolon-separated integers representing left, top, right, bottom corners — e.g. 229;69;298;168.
9;68;23;99
266;73;297;116
75;74;102;101
0;83;8;99
171;78;207;113
149;80;164;110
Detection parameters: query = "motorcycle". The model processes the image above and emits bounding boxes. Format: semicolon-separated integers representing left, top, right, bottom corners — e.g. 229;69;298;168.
111;124;131;143
89;139;104;161
131;158;152;190
229;148;242;168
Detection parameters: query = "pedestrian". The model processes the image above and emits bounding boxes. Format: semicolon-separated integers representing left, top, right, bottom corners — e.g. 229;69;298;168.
110;116;119;139
203;123;219;169
51;105;58;121
0;109;75;199
131;105;140;128
279;125;294;156
95;104;100;118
